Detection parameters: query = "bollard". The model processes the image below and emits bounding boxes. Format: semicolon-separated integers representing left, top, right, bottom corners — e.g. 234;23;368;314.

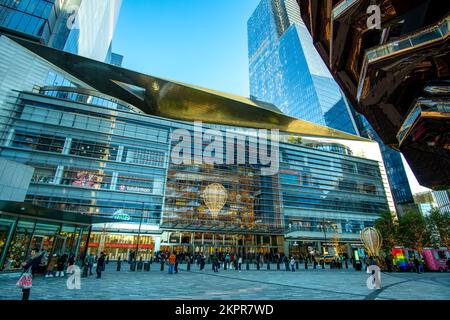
345;260;348;269
160;261;164;271
285;262;289;271
313;262;317;269
256;262;260;270
305;261;308;269
321;261;324;269
187;261;191;271
267;262;270;270
296;262;299;270
117;260;122;271
277;262;280;270
246;262;250;270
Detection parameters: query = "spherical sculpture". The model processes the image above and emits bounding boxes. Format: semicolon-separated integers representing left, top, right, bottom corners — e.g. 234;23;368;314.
202;183;227;218
360;227;382;257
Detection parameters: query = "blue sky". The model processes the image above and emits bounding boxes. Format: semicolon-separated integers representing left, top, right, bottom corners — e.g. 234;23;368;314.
112;0;260;96
112;0;428;194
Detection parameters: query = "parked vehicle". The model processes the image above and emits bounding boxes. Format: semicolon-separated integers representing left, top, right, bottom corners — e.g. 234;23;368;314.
391;247;419;271
422;248;449;272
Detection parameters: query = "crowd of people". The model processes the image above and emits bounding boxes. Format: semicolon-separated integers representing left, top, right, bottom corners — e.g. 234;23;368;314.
18;248;108;300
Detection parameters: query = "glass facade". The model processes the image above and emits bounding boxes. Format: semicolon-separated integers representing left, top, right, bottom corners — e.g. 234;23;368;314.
0;0;57;43
248;0;413;208
0;84;388;259
0;0;122;62
248;0;358;134
352;112;414;205
0;35;390;263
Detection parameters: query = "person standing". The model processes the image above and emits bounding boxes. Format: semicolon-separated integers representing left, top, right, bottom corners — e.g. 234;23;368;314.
20;248;43;300
238;256;243;272
174;252;179;274
45;254;58;278
168;252;176;274
96;252;106;279
56;253;67;277
87;253;95;276
413;255;421;274
200;254;206;271
290;257;296;272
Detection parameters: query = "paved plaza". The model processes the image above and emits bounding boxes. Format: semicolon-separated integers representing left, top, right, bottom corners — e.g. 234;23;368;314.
0;263;449;300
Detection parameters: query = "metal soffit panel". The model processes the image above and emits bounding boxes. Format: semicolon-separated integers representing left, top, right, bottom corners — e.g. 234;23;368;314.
8;36;368;142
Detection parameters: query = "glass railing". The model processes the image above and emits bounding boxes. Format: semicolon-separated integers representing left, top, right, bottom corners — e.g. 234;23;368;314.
397;100;450;144
357;15;450;101
38;87;143;114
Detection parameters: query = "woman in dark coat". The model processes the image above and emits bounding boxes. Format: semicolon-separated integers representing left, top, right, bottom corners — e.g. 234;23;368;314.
56;253;67;277
21;248;42;300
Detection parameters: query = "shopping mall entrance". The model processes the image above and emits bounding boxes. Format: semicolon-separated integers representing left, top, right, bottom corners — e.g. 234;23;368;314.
87;232;157;261
0;201;116;272
159;231;285;260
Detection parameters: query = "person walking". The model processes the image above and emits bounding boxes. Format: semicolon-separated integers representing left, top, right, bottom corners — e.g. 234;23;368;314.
96;252;106;279
168;252;176;274
200;254;206;271
87;253;95;276
20;248;43;300
290;257;296;272
212;254;219;273
45;254;58;278
225;253;230;270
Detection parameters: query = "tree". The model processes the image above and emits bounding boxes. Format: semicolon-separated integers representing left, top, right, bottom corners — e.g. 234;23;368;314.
426;209;450;247
374;211;398;254
397;210;430;252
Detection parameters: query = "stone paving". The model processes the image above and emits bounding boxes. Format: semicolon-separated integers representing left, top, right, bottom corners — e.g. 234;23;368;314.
0;262;449;300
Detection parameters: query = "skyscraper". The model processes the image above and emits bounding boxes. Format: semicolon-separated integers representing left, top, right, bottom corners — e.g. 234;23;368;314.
0;0;122;62
248;0;413;209
248;0;358;135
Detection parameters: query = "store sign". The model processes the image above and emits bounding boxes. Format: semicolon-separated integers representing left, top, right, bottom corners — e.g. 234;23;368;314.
119;185;151;193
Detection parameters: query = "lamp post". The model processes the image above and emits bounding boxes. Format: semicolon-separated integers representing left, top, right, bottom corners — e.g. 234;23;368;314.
135;202;144;260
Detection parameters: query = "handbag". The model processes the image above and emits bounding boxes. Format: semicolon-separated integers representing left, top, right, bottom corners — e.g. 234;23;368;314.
16;268;33;289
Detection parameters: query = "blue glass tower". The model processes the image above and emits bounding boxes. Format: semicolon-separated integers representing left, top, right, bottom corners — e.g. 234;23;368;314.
248;0;414;207
248;0;358;135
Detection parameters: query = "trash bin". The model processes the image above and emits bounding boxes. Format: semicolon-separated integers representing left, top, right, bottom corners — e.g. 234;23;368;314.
137;261;143;271
130;261;136;271
144;262;150;271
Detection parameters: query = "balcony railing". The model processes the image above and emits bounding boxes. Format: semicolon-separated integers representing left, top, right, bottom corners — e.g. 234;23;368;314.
357;14;450;101
397;100;450;145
